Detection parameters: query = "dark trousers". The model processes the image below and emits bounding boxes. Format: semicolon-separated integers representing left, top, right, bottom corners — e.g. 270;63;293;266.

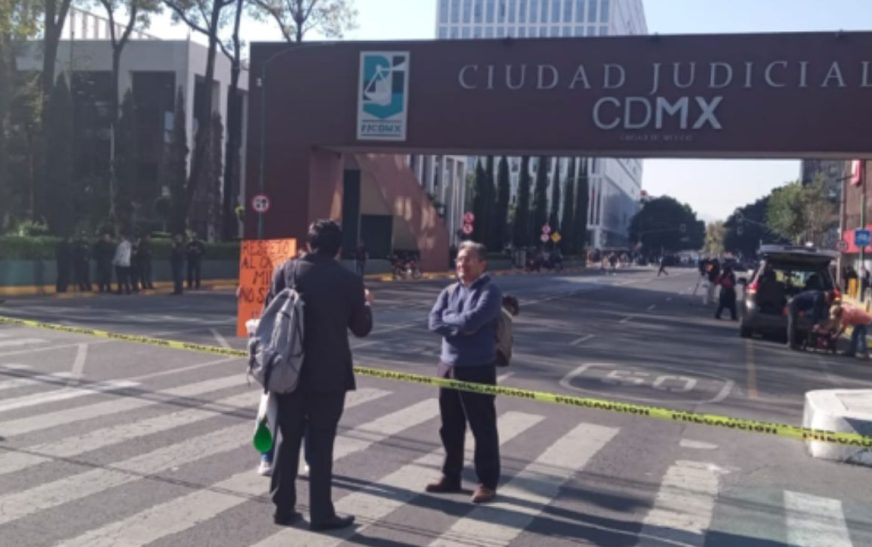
271;390;345;522
139;259;154;289
172;261;185;294
187;258;202;289
438;364;500;490
115;266;132;294
74;261;91;291
715;288;737;320
787;301;801;348
657;264;668;276
97;262;113;293
56;264;71;293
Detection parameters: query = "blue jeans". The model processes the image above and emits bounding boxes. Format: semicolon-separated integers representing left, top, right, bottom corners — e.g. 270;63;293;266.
850;324;869;356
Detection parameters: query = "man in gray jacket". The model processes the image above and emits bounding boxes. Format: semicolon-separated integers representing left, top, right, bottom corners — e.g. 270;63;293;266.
427;241;503;504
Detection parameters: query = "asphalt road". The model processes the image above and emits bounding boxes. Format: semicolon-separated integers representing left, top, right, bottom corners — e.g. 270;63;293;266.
0;267;870;546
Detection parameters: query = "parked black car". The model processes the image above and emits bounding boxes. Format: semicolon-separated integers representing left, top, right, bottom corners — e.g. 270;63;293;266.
739;245;839;339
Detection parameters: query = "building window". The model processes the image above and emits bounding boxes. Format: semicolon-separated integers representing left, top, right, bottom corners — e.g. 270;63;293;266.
450;0;460;23
450;27;460;38
439;27;449;38
576;0;585;21
473;0;483;23
474;27;482;37
563;0;574;21
463;0;473;22
530;0;539;22
599;25;608;35
600;0;609;22
587;0;597;22
518;27;527;37
508;0;516;22
484;27;494;37
551;0;560;22
440;0;449;23
519;0;527;22
498;0;506;21
508;26;515;36
486;0;495;22
462;27;471;38
550;25;560;36
574;25;584;35
540;0;548;22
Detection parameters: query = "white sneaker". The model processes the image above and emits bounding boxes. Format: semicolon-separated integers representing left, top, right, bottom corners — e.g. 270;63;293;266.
257;459;273;477
300;463;310;476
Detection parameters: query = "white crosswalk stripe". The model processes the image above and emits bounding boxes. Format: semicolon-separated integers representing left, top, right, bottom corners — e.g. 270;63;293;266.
0;338;46;348
784;491;853;547
0;378;137;414
0;364;867;546
253;411;545;547
57;391;430;547
430;422;618;547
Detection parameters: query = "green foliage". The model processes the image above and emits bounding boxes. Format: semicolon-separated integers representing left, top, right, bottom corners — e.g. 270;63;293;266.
168;87;189;235
250;0;357;42
549;158;561;232
0;235;240;260
560;159;576;252
723;196;785;257
629;196;705;256
512;156;531;247
493;156;510;251
471;160;487;242
43;73;75;235
572;159;589;254
766;181;806;244
705;221;725;255
532;156;549;244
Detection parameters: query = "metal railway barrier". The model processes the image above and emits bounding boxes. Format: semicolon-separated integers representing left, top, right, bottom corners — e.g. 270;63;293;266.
1;314;870;449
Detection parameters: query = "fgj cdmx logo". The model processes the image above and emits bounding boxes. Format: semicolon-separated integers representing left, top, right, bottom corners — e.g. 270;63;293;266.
357;51;410;141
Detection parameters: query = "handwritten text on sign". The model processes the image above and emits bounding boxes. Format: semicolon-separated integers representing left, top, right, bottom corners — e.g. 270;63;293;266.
236;238;296;337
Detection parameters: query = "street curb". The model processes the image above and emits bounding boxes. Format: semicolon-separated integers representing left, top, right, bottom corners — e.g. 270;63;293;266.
0;279;238;298
803;389;872;466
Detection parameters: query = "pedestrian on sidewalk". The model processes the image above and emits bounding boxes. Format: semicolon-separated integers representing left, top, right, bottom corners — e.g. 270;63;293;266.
137;234;155;290
94;233;115;293
186;233;205;290
714;266;738;320
830;303;872;359
704;259;721;306
657;256;669;277
170;234;186;295
72;232;92;292
268;219;373;530
427;240;502;505
354;241;368;277
113;233;133;295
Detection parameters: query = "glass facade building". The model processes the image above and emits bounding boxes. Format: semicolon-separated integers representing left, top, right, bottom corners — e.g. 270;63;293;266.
436;0;647;249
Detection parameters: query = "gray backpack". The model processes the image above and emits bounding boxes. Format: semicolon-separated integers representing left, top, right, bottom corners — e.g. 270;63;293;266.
247;262;305;393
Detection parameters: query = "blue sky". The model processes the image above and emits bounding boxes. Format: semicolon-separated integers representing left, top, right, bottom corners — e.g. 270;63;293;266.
151;0;872;221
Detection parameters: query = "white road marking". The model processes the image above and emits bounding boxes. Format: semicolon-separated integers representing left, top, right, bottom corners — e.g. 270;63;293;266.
679;439;719;450
210;328;231;349
59;390;423;547
666;297;673;302
0;370;75;392
784;491;853;547
252;411;544;547
69;343;88;382
570;334;596;346
0;338;46;348
1;373;244;438
619;315;635;324
0;379;137;414
431;423;618;547
647;304;657;311
636;460;726;546
497;372;513;383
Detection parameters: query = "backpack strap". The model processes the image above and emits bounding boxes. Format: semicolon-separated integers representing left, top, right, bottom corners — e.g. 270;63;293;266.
284;259;299;291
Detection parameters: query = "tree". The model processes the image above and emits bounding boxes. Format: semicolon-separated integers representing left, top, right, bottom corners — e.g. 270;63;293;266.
492;156;510;250
560;158;576;252
221;0;244;239
572;159;589;254
43;74;74;235
167;87;189;235
40;0;73;108
548;158;561;232
0;0;41;227
512;155;531;247
252;0;357;43
483;155;496;249
705;221;725;255
164;0;235;230
767;181;806;244
629;196;705;257
470;160;487;242
97;0;161;218
531;156;549;244
114;89;139;231
724;196;784;258
802;174;838;247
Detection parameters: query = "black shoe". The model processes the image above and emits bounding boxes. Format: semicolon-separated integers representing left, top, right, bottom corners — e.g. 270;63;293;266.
273;511;301;526
425;476;462;493
310;514;355;531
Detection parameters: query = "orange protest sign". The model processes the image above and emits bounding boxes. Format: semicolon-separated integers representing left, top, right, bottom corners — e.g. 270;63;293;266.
236;238;297;337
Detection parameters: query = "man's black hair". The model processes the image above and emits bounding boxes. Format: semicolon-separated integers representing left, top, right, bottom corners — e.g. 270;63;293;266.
307;219;343;256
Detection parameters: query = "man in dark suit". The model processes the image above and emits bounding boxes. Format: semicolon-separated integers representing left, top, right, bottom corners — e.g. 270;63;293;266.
267;219;373;530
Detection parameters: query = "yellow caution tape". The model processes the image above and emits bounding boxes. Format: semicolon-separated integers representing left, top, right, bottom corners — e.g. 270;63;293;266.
2;314;871;448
